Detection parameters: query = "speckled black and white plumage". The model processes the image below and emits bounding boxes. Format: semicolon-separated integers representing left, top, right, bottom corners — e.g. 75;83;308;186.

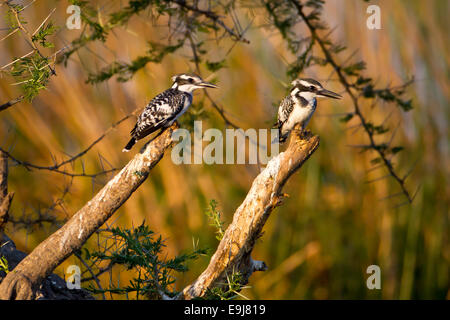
276;93;314;143
123;73;217;152
275;78;341;143
123;89;191;151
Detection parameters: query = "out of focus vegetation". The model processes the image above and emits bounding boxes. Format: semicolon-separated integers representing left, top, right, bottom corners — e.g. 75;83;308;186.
0;0;448;299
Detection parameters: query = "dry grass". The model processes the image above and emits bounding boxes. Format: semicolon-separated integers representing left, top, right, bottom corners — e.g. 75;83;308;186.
0;0;448;299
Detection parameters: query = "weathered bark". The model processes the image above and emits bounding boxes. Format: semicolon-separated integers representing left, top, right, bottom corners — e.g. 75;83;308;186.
0;151;14;234
182;129;320;299
0;125;176;299
0;234;94;299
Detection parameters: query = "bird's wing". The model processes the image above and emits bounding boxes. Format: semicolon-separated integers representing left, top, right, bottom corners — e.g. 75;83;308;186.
131;89;187;140
275;96;294;128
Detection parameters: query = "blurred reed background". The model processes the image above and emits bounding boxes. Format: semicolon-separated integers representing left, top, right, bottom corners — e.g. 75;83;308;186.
0;0;448;299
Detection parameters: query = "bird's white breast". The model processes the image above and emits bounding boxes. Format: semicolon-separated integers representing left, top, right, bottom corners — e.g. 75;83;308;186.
173;94;193;122
284;99;316;132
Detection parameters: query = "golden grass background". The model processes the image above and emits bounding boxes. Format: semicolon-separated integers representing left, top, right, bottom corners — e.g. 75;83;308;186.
0;0;448;299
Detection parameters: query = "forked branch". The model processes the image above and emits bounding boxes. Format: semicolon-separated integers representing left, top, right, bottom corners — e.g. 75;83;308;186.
0;123;319;300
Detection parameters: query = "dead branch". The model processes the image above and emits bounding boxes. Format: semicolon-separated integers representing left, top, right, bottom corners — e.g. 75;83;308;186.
0;124;176;299
172;0;250;44
0;151;14;233
290;0;413;203
0;95;24;113
0;113;135;178
0;234;94;300
182;129;320;299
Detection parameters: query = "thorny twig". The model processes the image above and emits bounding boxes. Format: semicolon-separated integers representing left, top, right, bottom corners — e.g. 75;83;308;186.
290;0;414;203
6;2;56;76
0;3;59;111
0;113;136;178
173;0;250;44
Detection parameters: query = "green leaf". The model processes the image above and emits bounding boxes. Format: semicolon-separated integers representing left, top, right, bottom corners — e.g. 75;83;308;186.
32;22;58;48
370;157;382;165
339;113;354;123
205;60;226;72
343;61;366;76
390;146;404;154
396;98;413;111
362;84;375;98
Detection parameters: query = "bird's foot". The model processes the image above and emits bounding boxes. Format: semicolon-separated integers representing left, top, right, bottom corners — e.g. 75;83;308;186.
295;128;312;140
292;128;305;140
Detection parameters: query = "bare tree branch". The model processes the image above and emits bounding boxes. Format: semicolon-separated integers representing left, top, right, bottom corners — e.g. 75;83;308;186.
0;95;24;113
0;124;177;299
0;150;14;233
182;128;320;299
0;113;135;178
290;0;413;203
172;0;250;44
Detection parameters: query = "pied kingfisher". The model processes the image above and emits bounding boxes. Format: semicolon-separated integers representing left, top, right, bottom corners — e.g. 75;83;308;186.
123;73;217;152
275;78;341;143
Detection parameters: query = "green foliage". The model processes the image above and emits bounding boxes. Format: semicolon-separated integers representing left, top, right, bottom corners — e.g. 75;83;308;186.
2;0;437;301
263;0;414;115
262;0;329;80
390;146;404;154
62;0;242;83
85;224;207;299
262;0;415;206
86;40;185;83
109;0;156;26
31;22;58;48
62;1;177;74
362;85;414;111
3;3;24;29
365;122;389;135
0;256;9;274
286;37;315;80
3;3;58;103
205;199;225;241
204;270;249;300
342;61;366;76
10;53;52;102
339;113;354;123
60;0;114;65
205;60;226;72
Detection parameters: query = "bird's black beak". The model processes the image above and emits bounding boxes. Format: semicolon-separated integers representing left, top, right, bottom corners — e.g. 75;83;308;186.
198;81;218;89
317;88;342;99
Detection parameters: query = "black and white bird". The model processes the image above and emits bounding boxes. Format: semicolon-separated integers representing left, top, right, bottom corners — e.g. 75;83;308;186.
123;73;217;152
275;78;342;143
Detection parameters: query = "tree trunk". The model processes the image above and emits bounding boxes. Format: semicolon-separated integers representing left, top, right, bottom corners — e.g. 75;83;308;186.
182;129;319;299
0;125;176;299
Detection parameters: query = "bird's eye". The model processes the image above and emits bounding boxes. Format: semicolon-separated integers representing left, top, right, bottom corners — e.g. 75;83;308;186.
309;86;315;91
188;78;194;83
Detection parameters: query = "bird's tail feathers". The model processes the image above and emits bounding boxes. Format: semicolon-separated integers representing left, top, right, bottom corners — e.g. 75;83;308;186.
122;138;136;152
279;134;288;144
271;128;288;144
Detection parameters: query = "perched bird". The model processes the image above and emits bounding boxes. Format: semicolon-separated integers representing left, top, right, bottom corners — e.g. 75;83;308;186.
275;78;342;143
123;73;217;152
